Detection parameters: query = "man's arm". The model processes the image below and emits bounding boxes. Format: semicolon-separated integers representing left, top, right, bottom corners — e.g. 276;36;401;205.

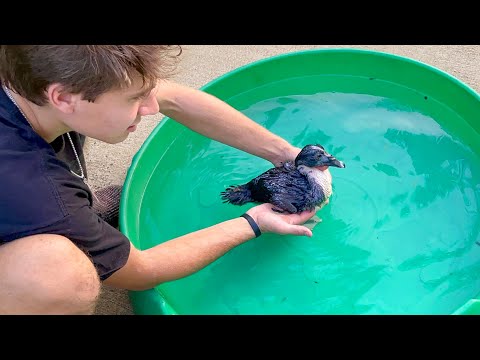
104;204;314;290
155;81;300;167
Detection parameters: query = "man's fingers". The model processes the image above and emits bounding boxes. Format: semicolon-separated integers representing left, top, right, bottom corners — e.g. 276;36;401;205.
284;224;313;237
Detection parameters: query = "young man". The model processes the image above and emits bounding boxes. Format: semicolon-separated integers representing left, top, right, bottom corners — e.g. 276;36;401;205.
0;45;316;314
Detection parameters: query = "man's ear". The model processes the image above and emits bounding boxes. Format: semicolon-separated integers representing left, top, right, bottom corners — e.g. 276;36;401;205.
47;83;82;114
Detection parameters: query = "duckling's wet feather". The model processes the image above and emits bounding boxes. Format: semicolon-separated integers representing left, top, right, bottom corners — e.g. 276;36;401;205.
220;144;345;214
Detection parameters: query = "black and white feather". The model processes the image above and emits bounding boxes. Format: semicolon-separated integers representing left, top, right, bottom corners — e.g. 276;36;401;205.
220;144;345;214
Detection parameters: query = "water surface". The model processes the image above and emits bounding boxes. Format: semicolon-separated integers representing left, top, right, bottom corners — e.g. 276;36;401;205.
140;76;480;314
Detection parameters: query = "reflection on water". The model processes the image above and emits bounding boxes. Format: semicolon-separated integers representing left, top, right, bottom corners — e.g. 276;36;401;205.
140;87;480;315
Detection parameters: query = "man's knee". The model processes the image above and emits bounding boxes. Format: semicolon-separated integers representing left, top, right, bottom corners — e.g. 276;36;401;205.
0;234;101;314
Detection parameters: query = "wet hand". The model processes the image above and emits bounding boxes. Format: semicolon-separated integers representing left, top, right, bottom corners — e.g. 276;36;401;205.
246;203;316;237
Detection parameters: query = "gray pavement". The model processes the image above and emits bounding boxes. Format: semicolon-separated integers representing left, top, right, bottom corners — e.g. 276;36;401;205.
87;45;480;315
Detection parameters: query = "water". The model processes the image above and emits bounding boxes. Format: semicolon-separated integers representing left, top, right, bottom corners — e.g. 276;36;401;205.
139;77;480;314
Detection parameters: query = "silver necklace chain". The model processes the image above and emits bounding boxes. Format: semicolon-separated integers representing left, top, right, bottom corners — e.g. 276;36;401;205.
2;84;86;181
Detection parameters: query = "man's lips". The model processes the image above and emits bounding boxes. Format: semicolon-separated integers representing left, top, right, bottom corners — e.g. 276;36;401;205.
128;120;141;131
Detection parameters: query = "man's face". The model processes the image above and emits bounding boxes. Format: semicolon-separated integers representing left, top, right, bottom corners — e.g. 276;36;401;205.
67;78;160;144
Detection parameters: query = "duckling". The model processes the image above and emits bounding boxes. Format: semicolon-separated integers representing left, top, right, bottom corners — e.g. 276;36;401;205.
221;144;346;214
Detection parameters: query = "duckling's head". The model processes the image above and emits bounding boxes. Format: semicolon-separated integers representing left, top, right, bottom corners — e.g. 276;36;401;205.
294;144;346;169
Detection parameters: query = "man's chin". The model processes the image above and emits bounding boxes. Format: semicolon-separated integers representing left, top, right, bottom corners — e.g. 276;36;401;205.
99;133;129;144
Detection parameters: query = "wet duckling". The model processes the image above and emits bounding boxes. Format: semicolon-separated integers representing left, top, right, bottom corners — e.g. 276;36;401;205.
221;144;346;214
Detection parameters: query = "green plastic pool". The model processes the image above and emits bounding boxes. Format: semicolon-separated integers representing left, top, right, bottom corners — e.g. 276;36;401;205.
120;48;480;315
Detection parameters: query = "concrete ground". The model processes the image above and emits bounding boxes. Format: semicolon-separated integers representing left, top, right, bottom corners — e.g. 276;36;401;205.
86;45;480;315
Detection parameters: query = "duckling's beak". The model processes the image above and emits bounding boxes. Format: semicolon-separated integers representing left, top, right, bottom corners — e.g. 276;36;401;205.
319;154;346;168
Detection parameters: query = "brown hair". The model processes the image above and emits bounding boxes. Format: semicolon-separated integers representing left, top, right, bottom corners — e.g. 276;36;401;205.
0;45;182;106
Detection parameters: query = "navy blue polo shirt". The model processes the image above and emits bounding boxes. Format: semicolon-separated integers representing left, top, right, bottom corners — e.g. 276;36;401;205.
0;86;130;281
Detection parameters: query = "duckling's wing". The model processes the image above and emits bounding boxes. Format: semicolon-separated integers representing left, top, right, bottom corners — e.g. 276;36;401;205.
248;166;309;205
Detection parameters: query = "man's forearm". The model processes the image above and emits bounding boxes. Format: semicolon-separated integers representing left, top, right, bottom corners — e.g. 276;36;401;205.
145;218;255;282
105;217;256;290
156;81;296;165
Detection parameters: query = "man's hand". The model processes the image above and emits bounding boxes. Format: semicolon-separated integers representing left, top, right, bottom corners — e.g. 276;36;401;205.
271;146;302;167
246;203;316;237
